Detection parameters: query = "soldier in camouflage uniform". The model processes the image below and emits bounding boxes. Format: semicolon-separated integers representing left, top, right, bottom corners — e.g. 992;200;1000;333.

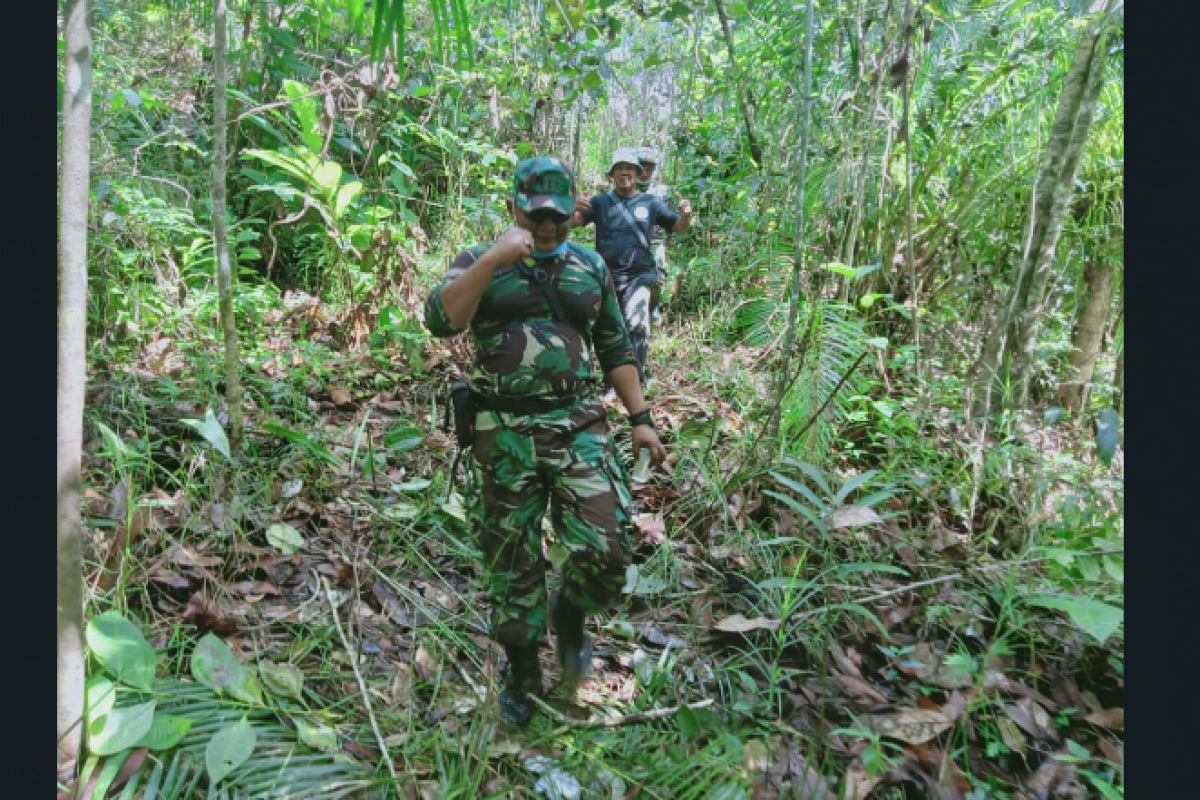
424;157;667;727
571;147;693;386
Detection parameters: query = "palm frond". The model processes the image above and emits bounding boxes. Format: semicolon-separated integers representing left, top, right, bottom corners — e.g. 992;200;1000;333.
780;300;870;462
92;679;375;799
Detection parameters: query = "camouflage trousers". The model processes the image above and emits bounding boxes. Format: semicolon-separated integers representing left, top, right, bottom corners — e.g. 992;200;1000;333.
467;398;633;647
613;270;657;384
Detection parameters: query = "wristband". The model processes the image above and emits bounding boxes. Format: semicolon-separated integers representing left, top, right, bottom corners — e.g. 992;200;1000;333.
629;409;655;429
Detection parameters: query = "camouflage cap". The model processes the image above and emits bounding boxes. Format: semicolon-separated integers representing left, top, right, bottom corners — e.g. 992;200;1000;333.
637;146;660;165
513;157;576;216
606;147;642;176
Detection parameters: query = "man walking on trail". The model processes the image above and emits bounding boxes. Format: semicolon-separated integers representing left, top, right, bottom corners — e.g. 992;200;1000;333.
571;147;693;388
424;157;667;728
635;146;672;325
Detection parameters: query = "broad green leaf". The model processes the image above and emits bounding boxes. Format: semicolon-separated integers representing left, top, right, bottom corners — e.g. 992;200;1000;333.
582;70;602;89
260;661;305;700
833;470;879;507
1095;408;1120;465
860;293;887;308
547;542;570;570
90;749;134;800
134;713;192;751
94;421;133;461
763;490;828;532
180;409;232;460
768;471;827;513
191;633;250;694
313;161;343;194
823;262;857;278
266;522;305;556
1102;555;1124;583
334;181;363;218
781;458;832;494
622;564;666;596
295;717;340;753
243;148;315;186
206;717;257;784
230;668;265;706
282;80;323;154
85;675;117;730
1027;595;1124;644
89;700;157;756
86;612;157;690
385;426;425;452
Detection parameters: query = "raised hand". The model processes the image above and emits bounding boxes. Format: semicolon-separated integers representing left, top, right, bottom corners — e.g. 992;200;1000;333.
488;227;535;263
676;192;693;216
575;194;592;212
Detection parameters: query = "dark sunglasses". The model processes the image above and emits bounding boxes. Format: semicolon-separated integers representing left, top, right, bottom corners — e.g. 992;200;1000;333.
526;208;571;224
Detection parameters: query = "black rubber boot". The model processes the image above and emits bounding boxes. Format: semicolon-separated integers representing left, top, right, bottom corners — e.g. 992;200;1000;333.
498;645;542;727
552;594;593;688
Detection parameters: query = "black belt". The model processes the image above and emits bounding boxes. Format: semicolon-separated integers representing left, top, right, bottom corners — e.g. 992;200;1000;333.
473;392;591;414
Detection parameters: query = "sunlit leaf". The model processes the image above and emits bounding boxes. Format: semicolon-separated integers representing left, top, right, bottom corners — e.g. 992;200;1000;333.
206;717;257;784
86;612;157;690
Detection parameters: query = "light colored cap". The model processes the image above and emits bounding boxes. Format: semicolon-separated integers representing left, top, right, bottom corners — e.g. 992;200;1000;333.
607;147;642;176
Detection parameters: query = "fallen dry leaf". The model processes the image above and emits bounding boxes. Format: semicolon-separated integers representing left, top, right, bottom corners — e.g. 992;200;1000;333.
330;387;353;406
904;643;974;690
833;674;887;704
414;643;439;679
860;708;952;745
714;614;781;633
841;763;880;800
168;543;224;568
149;571;193;590
832;505;882;529
633;514;667;545
1023;752;1081;797
995;713;1027;754
1083;707;1124;730
1005;697;1058;741
182;591;240;635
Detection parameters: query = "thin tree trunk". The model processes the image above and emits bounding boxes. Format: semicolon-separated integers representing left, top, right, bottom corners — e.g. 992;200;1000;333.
58;0;91;775
768;0;815;443
901;9;920;384
713;0;764;169
972;0;1118;416
214;0;243;449
1054;259;1114;411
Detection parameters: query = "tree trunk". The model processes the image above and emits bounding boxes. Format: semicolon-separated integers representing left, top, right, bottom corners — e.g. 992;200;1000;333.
1054;259;1114;411
713;0;764;169
768;0;815;442
58;0;91;775
972;0;1118;416
213;0;243;449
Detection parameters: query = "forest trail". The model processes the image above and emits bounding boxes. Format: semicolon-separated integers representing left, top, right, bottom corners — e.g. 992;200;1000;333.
77;299;1122;799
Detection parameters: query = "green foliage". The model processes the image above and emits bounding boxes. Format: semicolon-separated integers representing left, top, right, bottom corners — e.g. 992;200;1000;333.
82;613;373;798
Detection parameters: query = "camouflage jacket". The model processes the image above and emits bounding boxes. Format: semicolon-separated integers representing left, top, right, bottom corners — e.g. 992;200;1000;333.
424;241;636;399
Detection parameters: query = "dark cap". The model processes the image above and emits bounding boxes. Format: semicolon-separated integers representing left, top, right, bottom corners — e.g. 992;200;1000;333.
513;157;576;216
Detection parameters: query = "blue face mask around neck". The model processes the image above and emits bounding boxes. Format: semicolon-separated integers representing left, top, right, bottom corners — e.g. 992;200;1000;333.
530;242;569;260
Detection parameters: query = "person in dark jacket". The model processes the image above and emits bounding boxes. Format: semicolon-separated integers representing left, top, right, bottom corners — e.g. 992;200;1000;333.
571;147;693;386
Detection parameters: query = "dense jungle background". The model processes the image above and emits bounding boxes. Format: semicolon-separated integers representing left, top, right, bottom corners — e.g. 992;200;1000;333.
57;0;1124;797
